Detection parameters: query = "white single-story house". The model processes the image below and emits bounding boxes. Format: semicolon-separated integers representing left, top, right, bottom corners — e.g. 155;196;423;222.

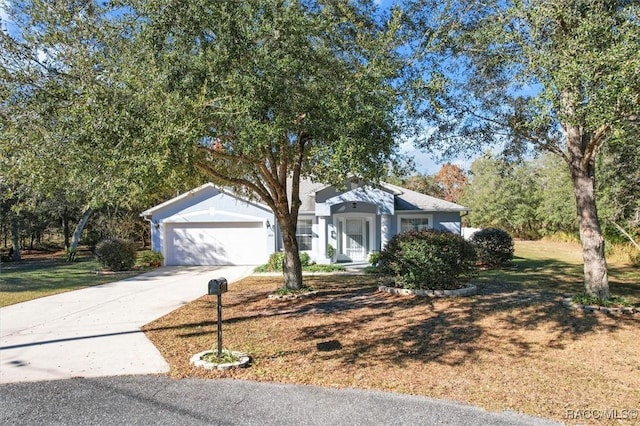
140;179;469;266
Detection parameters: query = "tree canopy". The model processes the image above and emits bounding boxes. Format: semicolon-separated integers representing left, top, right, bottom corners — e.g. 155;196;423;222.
1;0;205;252
406;0;640;298
142;1;407;289
460;153;576;239
2;1;408;289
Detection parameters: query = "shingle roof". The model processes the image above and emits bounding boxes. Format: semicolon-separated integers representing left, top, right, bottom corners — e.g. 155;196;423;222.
294;178;469;212
381;182;469;212
143;178;469;217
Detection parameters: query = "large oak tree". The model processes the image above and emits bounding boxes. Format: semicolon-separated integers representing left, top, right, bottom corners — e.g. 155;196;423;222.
130;1;407;289
1;1;200;253
407;0;640;299
2;1;407;289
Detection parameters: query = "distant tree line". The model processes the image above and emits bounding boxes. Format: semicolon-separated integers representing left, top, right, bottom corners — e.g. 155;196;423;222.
0;185;200;256
398;149;639;250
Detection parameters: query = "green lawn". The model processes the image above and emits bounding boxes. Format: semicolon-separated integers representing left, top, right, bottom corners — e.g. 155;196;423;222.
0;255;146;307
479;240;640;304
1;240;637;308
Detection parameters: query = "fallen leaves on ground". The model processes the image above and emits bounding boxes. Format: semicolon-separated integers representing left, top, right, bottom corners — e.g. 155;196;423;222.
143;275;640;425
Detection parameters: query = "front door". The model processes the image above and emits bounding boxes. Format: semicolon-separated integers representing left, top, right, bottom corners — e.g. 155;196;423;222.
344;218;366;261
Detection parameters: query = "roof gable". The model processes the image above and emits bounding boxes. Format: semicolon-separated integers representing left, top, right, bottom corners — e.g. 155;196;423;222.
142;179;469;219
140;183;270;218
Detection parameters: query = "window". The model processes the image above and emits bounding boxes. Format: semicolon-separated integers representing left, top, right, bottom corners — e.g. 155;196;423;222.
296;219;313;250
400;217;431;233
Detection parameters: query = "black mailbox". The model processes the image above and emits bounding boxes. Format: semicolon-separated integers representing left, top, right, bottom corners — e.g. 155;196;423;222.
208;278;228;295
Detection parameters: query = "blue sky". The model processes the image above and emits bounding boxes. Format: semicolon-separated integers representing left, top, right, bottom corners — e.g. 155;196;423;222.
400;139;473;175
0;0;17;35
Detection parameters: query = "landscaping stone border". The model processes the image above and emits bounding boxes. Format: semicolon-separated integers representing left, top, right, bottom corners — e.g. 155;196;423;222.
561;298;639;315
190;350;251;370
378;284;477;297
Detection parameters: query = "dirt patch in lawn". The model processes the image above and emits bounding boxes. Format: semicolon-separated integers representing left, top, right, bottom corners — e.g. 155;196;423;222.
143;275;640;425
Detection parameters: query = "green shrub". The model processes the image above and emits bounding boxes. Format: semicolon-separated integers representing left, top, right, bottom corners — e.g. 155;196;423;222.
299;252;311;267
470;228;514;266
81;230;102;250
378;230;476;289
265;251;311;272
368;251;381;266
137;250;164;268
267;252;286;271
94;238;138;271
303;264;345;273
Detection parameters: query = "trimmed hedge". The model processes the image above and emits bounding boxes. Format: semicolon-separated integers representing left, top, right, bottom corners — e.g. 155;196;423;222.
378;230;477;289
94;238;138;271
470;228;514;266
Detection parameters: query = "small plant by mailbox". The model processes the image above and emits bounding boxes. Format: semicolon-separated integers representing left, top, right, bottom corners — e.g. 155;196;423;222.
208;278;228;295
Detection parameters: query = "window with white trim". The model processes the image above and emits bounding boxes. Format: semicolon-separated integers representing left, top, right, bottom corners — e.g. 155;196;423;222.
296;219;313;250
400;217;431;233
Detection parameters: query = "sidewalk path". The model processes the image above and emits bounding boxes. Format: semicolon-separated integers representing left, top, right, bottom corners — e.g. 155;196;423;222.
0;266;254;384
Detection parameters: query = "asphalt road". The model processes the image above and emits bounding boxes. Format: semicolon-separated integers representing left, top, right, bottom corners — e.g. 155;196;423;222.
0;375;561;426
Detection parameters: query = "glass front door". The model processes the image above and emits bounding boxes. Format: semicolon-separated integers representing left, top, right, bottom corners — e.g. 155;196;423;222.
344;218;366;261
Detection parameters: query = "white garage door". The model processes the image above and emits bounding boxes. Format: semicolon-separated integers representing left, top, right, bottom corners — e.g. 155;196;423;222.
165;222;267;266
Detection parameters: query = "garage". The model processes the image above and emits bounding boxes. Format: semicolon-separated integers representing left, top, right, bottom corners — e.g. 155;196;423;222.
164;221;268;266
141;183;276;266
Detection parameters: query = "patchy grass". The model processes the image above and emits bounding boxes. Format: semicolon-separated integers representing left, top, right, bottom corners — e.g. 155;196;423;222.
143;240;640;425
0;250;147;307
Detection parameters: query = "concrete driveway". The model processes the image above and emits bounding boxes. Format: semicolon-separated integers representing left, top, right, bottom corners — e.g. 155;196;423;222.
0;265;254;384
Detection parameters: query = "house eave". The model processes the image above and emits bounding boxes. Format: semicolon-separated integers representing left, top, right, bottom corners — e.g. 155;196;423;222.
140;183;271;218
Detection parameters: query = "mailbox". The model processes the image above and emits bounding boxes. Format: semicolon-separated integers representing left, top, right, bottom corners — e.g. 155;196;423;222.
208;278;228;295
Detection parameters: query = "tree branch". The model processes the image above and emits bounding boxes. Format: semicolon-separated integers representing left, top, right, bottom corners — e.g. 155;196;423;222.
196;144;261;165
582;124;611;168
194;161;272;206
290;132;308;218
608;220;640;252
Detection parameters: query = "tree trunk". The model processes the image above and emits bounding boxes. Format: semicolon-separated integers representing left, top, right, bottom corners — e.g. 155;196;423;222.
277;214;303;290
565;126;610;299
62;208;71;249
11;217;21;262
69;207;93;252
572;169;609;299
